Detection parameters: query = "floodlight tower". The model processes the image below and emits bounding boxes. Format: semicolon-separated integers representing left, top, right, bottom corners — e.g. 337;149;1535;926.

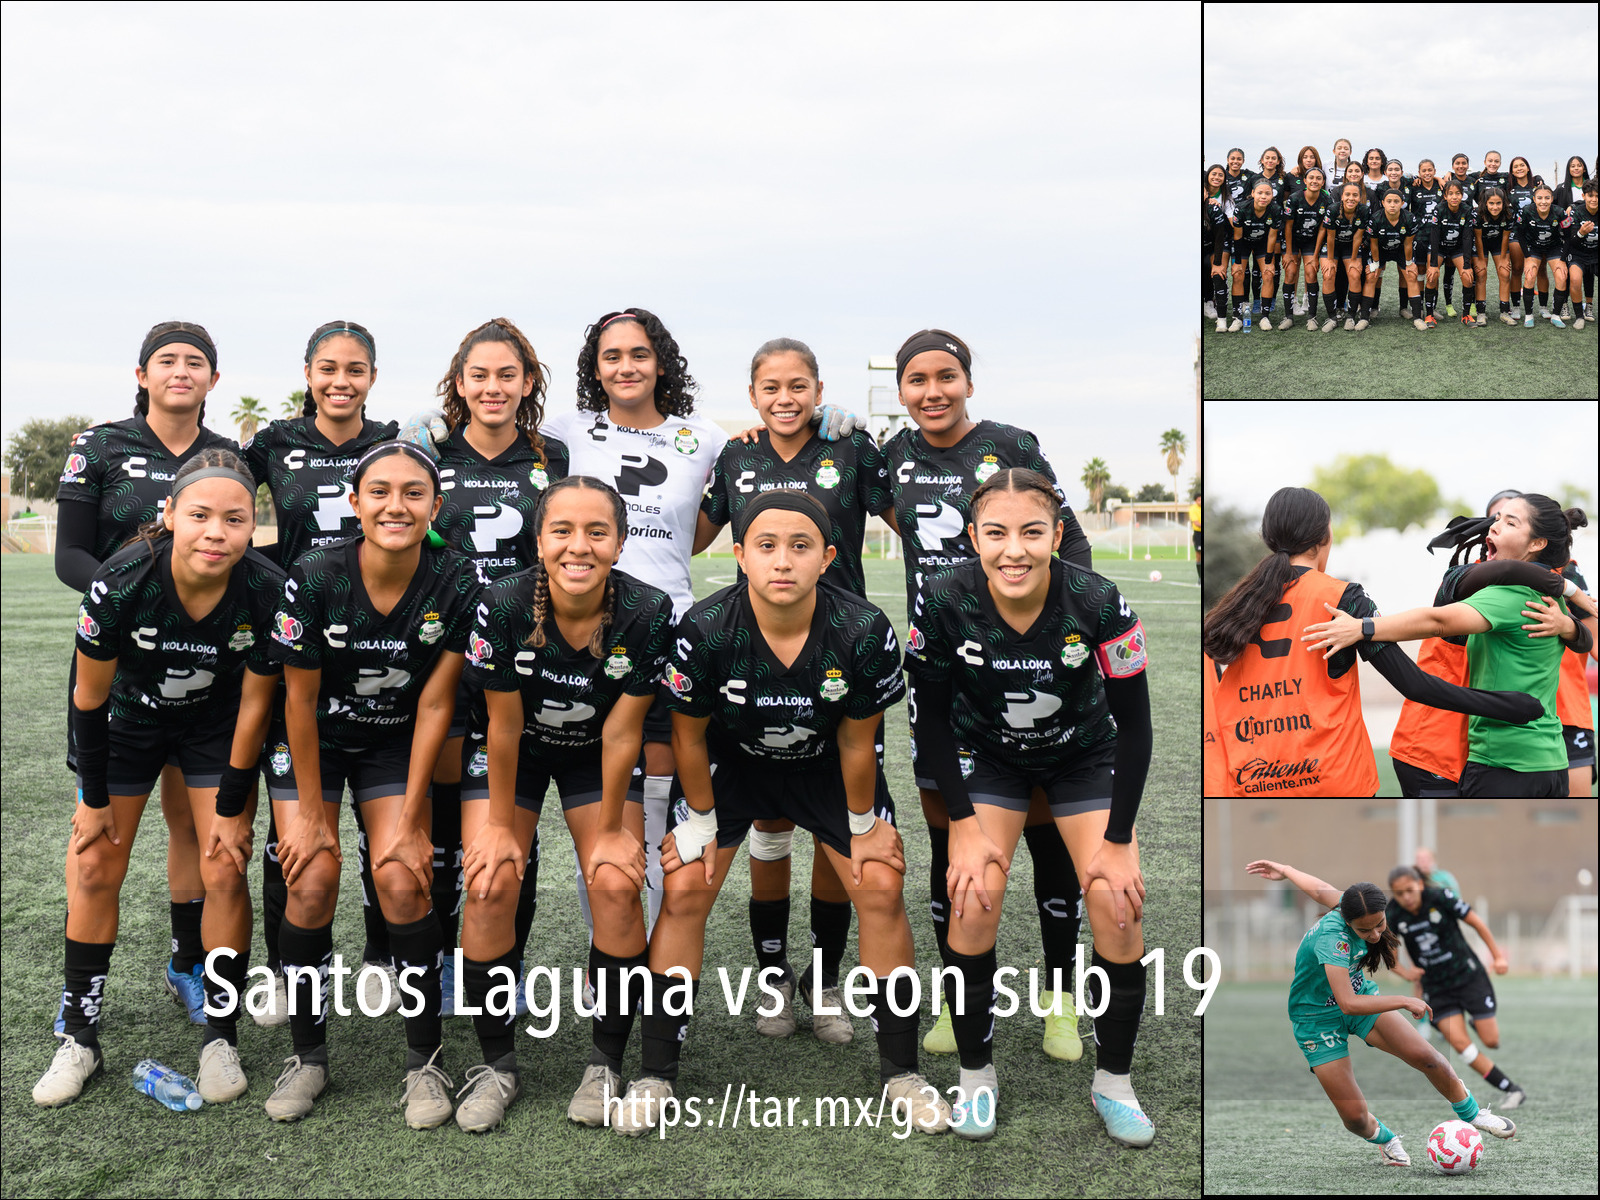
867;355;901;444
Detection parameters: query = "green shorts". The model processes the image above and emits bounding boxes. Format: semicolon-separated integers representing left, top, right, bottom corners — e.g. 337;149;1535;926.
1291;1001;1380;1070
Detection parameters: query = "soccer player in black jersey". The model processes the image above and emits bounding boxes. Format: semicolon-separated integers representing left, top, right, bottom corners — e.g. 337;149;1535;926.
1386;867;1525;1110
881;331;1089;1065
1554;160;1595;321
1359;190;1425;331
1516;185;1574;328
905;470;1154;1144
264;442;480;1128
244;320;400;1026
454;476;673;1132
614;490;946;1136
1504;157;1546;319
1204;165;1234;329
1227;181;1282;330
428;319;569;1018
1426;182;1478;329
34;450;281;1109
54;321;237;1032
1245;149;1291;317
1279;167;1332;331
1322;184;1371;331
1564;181;1599;330
1419;155;1476;316
697;339;895;1044
1473;187;1520;325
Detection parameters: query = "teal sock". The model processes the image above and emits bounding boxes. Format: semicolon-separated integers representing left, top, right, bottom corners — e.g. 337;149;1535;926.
1452;1092;1480;1122
1365;1117;1396;1144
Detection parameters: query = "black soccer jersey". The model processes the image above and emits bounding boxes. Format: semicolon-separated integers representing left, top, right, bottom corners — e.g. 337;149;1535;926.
663;580;905;766
904;557;1146;770
1504;179;1541;223
241;415;399;568
1281;189;1332;251
268;537;479;749
1231;202;1282;250
1566;204;1600;256
57;416;240;561
76;538;283;724
1324;203;1371;253
1367;209;1420;256
433;426;570;584
1362;175;1389;208
1475;205;1513;252
1468;171;1508;209
1429;202;1476;258
701;430;892;599
1245;172;1290;209
1515;206;1569;257
1386;886;1478;989
463;567;674;752
1222;170;1251;212
1408;181;1445;231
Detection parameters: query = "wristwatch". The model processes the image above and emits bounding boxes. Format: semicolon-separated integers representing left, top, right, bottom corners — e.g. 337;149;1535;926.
1362;618;1375;641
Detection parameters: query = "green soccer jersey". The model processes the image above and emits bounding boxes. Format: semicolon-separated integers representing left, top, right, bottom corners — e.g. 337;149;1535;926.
1458;584;1567;772
1288;908;1378;1022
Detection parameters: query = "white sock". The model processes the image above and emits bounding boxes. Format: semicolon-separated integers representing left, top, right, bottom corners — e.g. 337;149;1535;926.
643;776;672;932
959;1065;997;1103
1092;1067;1140;1108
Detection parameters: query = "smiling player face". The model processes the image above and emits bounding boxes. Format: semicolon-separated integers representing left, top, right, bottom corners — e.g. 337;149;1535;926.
351;453;441;552
970;489;1062;607
538;485;621;604
749;351;820;442
459;340;532;432
1367;149;1384;175
898;350;973;439
595;319;662;416
304;334;373;426
733;510;835;609
1227;150;1243;175
164;476;255;582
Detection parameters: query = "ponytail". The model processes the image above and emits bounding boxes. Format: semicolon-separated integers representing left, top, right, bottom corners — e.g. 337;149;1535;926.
1340;882;1399;975
1203;487;1332;665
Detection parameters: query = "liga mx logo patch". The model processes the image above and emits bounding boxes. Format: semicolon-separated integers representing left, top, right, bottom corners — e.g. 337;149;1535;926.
467;632;492;667
77;606;100;640
61;453;88;482
272;612;302;646
1093;621;1147;678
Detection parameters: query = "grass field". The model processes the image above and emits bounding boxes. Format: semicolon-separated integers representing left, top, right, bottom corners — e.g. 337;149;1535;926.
1205;977;1599;1194
1202;262;1600;399
0;551;1201;1198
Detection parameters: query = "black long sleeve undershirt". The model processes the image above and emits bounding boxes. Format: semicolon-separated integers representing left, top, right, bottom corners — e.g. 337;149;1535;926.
1365;641;1543;724
54;499;103;593
1448;560;1592;655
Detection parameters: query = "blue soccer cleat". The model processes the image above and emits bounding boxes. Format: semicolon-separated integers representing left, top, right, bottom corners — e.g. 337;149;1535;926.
1091;1070;1154;1148
440;956;456;1018
164;961;208;1025
949;1087;997;1141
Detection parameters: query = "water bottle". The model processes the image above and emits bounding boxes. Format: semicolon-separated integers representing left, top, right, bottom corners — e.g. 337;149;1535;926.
132;1059;203;1110
1243;309;1252;332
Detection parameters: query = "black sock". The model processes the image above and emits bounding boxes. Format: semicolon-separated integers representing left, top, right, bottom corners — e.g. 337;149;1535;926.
388;911;444;1055
1443;263;1454;303
1232;291;1244;319
1086;948;1146;1075
1523;287;1536;314
942;948;997;1072
1552;292;1566;317
429;783;463;950
262;811;286;974
352;805;391;966
809;898;852;989
640;972;697;1082
1425;286;1437;317
512;831;540;964
589;944;649;1073
1501;297;1511;314
202;946;250;1047
927;824;951;965
62;937;114;1050
1022;824;1079;994
1411;293;1424;318
1306;275;1320;315
872;971;920;1082
1483;1064;1518;1093
1538;288;1548;310
749;897;791;982
170;898;204;973
465;949;520;1066
279;918;333;1061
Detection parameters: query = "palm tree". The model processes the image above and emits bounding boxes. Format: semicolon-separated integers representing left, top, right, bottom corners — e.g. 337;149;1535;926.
282;390;306;418
232;396;267;444
1080;457;1111;513
1160;428;1187;506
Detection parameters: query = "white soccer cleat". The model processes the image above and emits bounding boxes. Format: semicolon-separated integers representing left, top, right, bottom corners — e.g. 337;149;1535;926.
455;1061;519;1133
196;1038;249;1103
1259;317;1274;331
401;1048;455;1130
1471;1107;1516;1139
1203;301;1217;319
33;1034;102;1107
264;1055;328;1122
251;972;289;1027
1227;318;1243;333
1090;1069;1155;1148
1321;318;1337;332
612;1076;674;1136
1343;317;1356;331
1413;317;1428;330
1354;318;1369;331
755;977;797;1038
360;960;403;1015
1380;1133;1411;1166
884;1072;950;1134
568;1062;622;1127
1215;318;1228;333
1500;312;1518;325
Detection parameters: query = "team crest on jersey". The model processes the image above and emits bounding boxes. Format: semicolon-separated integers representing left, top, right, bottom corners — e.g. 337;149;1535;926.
468;746;489;777
272;612;302;646
957;749;975;779
529;465;549;490
61;453;88;482
419;612;444;645
269;743;291;777
467;632;492;666
228;625;255;652
604;646;632;680
819;668;849;702
814;459;840;489
673;428;699;455
1429;909;1440;924
974;455;1000;484
1061;634;1088;669
77;606;100;640
665;665;693;697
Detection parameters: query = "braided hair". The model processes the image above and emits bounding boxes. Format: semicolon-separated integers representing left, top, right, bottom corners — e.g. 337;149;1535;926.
1340;882;1399;975
135;320;216;425
436;318;549;461
524;475;628;658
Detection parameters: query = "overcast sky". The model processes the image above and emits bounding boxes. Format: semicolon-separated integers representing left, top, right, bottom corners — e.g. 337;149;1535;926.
1203;3;1598;186
0;3;1200;512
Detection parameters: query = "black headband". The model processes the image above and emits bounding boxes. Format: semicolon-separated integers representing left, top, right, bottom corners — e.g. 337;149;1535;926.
352;441;440;490
895;331;971;386
139;330;216;374
171;466;258;501
734;490;830;543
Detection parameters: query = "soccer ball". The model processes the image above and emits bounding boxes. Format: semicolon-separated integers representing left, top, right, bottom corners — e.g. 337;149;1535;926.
1143;552;1151;560
1426;1120;1483;1174
1148;570;1162;583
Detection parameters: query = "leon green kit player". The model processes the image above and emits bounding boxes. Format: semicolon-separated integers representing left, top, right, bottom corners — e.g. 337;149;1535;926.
1245;859;1516;1167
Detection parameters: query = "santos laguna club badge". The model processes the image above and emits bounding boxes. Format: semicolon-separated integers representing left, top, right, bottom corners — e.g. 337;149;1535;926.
673;427;699;455
975;454;1000;484
814;459;840;489
419;611;444;645
604;645;632;680
228;625;255;652
269;743;291;777
819;668;849;701
529;464;549;490
1061;633;1088;668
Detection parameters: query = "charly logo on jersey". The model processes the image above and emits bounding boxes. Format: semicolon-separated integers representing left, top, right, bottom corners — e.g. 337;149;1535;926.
673;427;699;455
61;453;88;482
819;668;849;702
269;743;291;776
272;612;303;645
974;454;1000;484
1061;633;1088;669
467;632;492;666
814;459;840;489
468;746;489;777
604;645;632;680
77;606;100;640
228;625;255;652
419;611;444;645
664;664;693;697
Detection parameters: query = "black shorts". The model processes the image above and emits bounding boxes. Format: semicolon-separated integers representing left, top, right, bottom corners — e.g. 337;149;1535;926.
1480;233;1508;257
1391;757;1460;798
460;734;644;814
958;743;1116;819
1193;529;1203;554
1422;964;1498;1024
642;690;673;746
1520;243;1560;263
704;754;893;859
263;730;415;805
447;676;481;742
1564;723;1595;771
77;714;234;799
1374;245;1411;268
1458;760;1568;797
1569;253;1599;274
